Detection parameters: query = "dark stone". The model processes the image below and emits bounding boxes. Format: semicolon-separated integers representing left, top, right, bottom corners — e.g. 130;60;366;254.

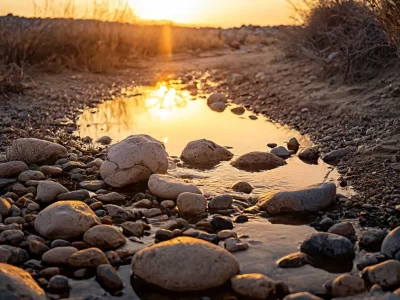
210;216;234;230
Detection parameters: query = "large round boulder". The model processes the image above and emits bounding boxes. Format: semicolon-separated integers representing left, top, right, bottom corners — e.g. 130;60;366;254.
34;201;100;240
131;237;240;291
7;138;68;164
100;135;168;188
231;151;287;171
0;263;46;300
181;139;233;166
257;183;336;214
381;227;400;260
148;174;201;199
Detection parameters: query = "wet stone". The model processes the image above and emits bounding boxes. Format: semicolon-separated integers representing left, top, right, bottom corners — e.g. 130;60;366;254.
57;190;91;201
39;267;60;279
209;194;233;210
362;260;400;288
224;238;249;252
328;222;356;241
234;215;249;223
381;227;400;259
50;240;71;248
0;229;24;246
96;264;124;291
28;240;49;256
231;273;289;299
277;252;314;268
331;274;366;297
211;216;234;230
48;275;70;290
68;247;109;268
121;222;145;237
155;229;175;242
79;180;106;191
231;181;253;194
83;225;126;250
0;245;29;265
217;230;237;240
133;199;152;208
300;232;355;261
42;247;78;265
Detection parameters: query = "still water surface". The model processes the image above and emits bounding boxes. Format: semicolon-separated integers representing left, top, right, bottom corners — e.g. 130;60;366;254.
77;81;339;196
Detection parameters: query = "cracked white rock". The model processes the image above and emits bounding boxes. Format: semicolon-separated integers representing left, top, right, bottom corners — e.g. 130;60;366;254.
148;174;201;199
100;135;168;188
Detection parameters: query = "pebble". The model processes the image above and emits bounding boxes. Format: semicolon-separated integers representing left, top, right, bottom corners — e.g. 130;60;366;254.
231;273;289;299
211;216;234;230
148;174;201;199
69;248;109;268
331;274;366;297
97;192;125;204
0;161;28;178
0;229;24;245
177;192;207;216
35;181;69;204
133;199;153;208
231;181;253;193
224;238;249;252
121;222;145;237
217;230;238;240
362;260;400;288
83;225;126;250
18;170;45;182
39;267;60;279
160;200;176;209
328;222;356;241
42;247;78;265
96;264;124;291
209;194;233;210
283;292;323;300
381;226;400;259
277;252;314;268
0;245;29;265
79;180;107;191
48;275;70;290
0;198;12;216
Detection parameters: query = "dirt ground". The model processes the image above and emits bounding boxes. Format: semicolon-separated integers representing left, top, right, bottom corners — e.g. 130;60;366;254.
2;44;400;228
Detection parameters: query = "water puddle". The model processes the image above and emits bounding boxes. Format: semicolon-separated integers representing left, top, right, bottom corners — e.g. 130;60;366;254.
77;81;342;196
71;80;356;299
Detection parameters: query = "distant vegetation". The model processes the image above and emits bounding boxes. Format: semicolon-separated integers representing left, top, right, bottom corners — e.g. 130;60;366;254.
0;1;276;93
285;0;400;82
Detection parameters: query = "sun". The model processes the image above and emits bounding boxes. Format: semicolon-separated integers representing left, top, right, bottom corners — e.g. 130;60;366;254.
129;0;202;24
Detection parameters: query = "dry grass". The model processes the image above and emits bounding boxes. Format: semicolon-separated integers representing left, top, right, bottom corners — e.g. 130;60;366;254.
285;0;399;82
368;0;400;50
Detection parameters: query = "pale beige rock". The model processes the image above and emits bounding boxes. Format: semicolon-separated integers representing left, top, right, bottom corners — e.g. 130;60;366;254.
0;263;46;300
100;134;168;188
181;139;233;165
177;192;207;216
69;248;109;268
83;225;126;250
8;138;68;164
331;274;366;297
42;247;78;265
34;201;100;240
35;181;69;204
231;151;287;171
131;237;239;291
231;273;289;299
148;174;201;199
257;183;336;214
0;161;28;178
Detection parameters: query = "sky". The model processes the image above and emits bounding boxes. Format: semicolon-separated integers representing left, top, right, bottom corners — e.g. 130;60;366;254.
1;0;293;27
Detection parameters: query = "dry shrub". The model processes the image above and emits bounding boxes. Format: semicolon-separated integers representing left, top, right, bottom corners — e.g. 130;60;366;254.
286;0;399;82
368;0;400;49
0;63;26;93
